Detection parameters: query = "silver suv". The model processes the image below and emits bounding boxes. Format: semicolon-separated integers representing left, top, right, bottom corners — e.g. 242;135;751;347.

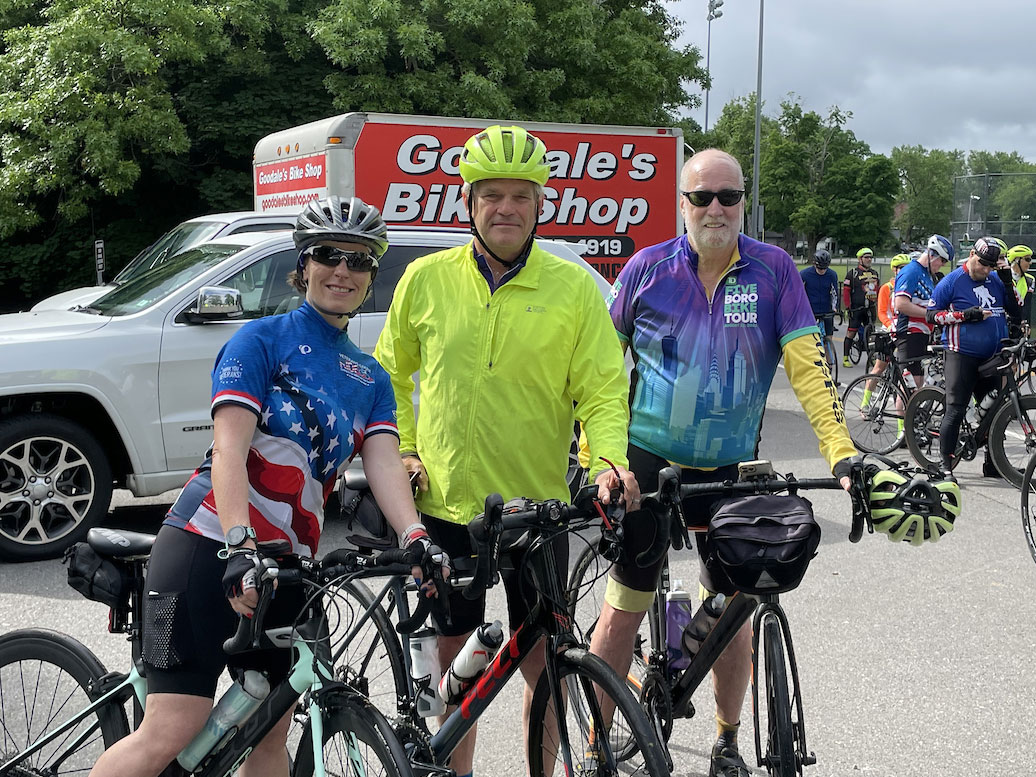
0;229;609;560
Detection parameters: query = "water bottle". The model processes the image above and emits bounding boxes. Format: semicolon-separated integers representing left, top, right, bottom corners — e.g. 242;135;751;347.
438;620;504;704
664;581;693;675
177;670;269;772
680;593;727;661
974;390;999;424
409;627;447;717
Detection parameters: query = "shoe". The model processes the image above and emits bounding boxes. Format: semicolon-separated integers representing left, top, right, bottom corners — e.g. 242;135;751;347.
843;357;852;368
709;740;751;777
982;458;1002;478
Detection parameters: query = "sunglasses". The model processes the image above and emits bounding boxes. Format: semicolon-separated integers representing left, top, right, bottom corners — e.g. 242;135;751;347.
305;246;377;272
681;189;746;207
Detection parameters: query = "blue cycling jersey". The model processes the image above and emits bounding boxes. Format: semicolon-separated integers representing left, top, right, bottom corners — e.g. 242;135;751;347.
165;302;398;557
800;267;840;317
929;266;1010;359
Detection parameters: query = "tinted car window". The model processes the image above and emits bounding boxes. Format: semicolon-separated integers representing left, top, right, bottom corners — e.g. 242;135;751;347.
219;250;298;319
90;244;245;316
359;245;438;314
113;221;228;285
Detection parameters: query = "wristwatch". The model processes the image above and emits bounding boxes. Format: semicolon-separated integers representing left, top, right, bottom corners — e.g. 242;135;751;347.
224;525;257;550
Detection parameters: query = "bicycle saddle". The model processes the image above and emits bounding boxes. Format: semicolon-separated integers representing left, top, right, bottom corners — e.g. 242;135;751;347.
86;527;156;559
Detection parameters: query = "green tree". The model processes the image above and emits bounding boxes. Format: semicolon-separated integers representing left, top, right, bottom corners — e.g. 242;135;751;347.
311;0;705;124
891;145;966;243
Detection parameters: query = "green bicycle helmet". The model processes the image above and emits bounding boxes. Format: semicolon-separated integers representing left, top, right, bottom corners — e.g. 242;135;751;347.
890;253;911;270
856;247;874;259
1008;244;1034;263
458;125;550;186
869;469;962;546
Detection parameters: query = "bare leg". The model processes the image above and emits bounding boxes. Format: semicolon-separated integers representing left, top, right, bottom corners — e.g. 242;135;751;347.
240;707;293;777
436;631;475;774
88;693;211;777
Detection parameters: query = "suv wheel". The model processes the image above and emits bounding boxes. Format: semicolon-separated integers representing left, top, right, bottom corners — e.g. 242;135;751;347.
0;415;113;561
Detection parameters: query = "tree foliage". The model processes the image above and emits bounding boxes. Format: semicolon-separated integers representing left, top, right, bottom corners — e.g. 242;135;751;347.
890;145;966;243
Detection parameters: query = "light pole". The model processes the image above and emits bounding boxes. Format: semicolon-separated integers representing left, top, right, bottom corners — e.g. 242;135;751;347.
751;0;764;240
967;194;981;235
704;0;723;133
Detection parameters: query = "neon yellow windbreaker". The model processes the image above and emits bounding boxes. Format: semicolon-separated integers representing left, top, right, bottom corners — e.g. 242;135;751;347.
374;241;630;525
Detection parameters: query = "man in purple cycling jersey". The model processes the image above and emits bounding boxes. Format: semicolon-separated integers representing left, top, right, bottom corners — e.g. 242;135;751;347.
590;149;858;777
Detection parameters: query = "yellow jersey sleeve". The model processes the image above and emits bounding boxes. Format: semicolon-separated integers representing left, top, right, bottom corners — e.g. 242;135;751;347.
782;334;858;471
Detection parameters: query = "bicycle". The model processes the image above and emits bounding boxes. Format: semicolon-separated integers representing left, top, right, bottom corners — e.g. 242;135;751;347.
0;529;416;777
815;312;839;386
566;460;875;777
1019;452;1036;565
327;475;671;776
903;337;1036;486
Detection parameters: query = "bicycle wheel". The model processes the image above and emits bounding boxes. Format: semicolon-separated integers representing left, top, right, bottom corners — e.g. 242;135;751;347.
759;617;797;777
1021;453;1036;565
987;394;1036;488
292;693;414;777
329;579;410;717
847;333;862;366
841;374;906;454
527;648;669;777
0;628;130;774
566;544;666;758
824;339;839;385
903;386;962;470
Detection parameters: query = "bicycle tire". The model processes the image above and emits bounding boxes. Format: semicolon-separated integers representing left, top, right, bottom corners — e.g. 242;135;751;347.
565;543;660;754
847;335;862;366
1021;453;1036;565
825;338;839;385
841;374;906;454
330;579;410;717
527;648;669;777
760;617;797;777
292;692;414;777
987;394;1036;488
0;628;130;775
903;386;963;470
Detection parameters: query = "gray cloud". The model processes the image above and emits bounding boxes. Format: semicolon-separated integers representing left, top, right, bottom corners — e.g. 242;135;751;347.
675;0;1036;160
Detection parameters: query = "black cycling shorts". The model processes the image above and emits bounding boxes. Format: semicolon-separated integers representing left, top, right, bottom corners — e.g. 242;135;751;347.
608;445;740;597
142;525;308;697
847;306;872;332
896;331;929;377
422;513;569;637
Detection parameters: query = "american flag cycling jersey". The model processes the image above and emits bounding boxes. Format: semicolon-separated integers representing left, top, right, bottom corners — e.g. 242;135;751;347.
165;302;398;557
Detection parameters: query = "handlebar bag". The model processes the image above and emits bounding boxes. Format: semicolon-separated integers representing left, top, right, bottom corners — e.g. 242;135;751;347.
706;494;820;594
63;542;128;609
340;489;398;551
869;330;894;359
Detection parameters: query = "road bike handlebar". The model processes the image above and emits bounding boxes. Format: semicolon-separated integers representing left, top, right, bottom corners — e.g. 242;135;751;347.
223;546;418;654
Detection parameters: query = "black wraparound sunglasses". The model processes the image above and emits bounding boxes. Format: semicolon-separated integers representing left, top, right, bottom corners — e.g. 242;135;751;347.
681;189;746;207
304;246;378;272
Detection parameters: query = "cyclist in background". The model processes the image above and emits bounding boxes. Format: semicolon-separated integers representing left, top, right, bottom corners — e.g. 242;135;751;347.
878;254;911;332
589;148;858;777
89;197;436;777
894;235;952;390
374;125;637;777
842;247;881;367
1008;245;1034;328
925;237;1021;479
800;249;840;349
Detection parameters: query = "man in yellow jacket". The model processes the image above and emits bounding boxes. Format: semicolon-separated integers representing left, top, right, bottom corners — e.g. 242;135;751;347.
374;124;637;777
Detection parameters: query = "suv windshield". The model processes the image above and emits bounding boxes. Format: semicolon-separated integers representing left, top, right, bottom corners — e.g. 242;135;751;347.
112;220;228;285
90;243;245;316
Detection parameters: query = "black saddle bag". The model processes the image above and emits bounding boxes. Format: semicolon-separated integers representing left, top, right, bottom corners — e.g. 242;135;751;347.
64;542;129;609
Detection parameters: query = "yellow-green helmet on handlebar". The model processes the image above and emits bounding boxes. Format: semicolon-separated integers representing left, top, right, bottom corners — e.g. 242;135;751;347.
1008;244;1034;263
869;469;961;546
459;125;550;186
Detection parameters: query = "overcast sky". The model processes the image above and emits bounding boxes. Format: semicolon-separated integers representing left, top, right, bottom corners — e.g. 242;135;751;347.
672;0;1036;162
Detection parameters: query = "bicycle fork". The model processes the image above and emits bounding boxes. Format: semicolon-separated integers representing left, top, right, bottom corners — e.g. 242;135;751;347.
750;600;815;772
